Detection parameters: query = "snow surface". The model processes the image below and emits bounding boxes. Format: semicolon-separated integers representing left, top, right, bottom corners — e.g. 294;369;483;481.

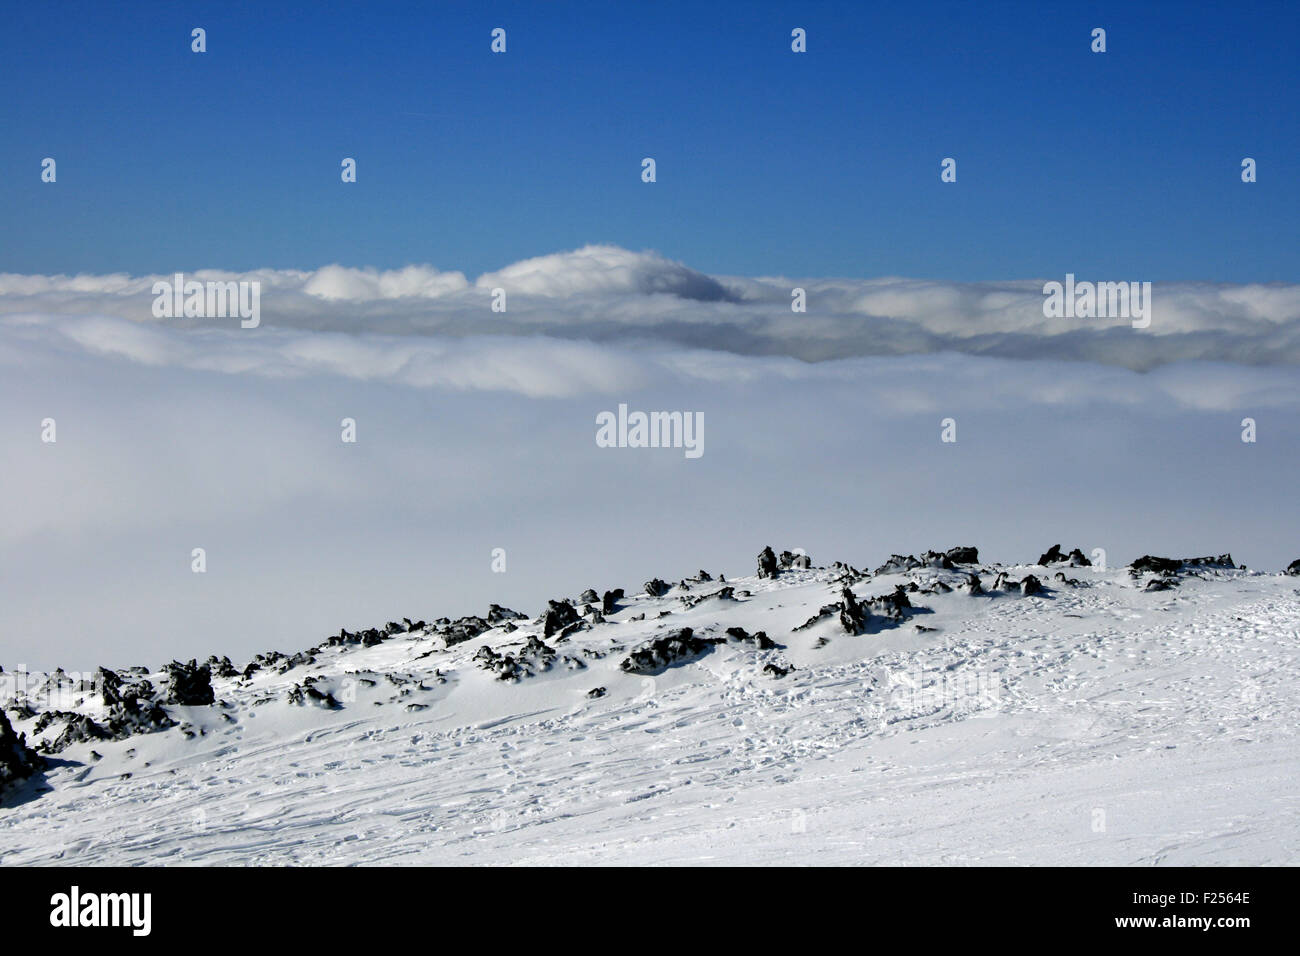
2;556;1297;865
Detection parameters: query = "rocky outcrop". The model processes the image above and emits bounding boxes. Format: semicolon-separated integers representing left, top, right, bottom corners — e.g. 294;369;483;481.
1131;554;1236;575
1287;559;1300;576
541;600;581;638
644;579;671;598
1037;545;1091;567
619;628;723;674
0;708;44;789
475;637;585;682
724;626;777;650
794;585;908;635
992;572;1044;596
757;546;779;579
487;605;526;625
287;678;340;709
163;659;215;706
602;589;624;614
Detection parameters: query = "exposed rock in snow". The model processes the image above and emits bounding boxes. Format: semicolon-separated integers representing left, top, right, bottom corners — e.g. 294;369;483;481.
1037;544;1091;567
644;579;671;598
619;628;723;674
541;600;581;638
287;678;340;709
164;659;215;706
757;546;779;579
4;542;1297;866
1131;554;1237;575
0;708;44;789
487;605;527;625
724;626;778;650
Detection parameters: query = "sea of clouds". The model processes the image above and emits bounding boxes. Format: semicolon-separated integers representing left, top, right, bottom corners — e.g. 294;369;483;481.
2;246;1297;668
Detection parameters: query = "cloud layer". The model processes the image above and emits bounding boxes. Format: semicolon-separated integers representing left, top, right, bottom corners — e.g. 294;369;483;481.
2;245;1298;377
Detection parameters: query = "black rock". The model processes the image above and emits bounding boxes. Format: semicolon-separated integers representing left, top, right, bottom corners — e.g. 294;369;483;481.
757;546;779;579
644;579;671;598
486;604;526;625
1039;544;1092;567
1020;574;1043;596
1037;544;1066;565
1287;559;1300;576
763;662;792;679
946;546;979;564
0;708;45;788
287;679;340;709
579;589;599;604
602;589;624;614
541;600;581;638
619;628;723;674
163;659;214;706
724;626;777;650
587;687;607;699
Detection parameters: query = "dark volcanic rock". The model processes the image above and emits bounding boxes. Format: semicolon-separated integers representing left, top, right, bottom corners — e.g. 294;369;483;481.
619;628;722;674
579;589;599;604
1020;574;1043;596
1131;554;1236;575
1;708;45;787
1288;559;1300;576
643;579;671;598
795;586;873;635
864;585;913;619
475;636;572;682
587;686;607;699
946;546;979;564
602;589;624;614
287;678;340;709
757;546;779;579
541;600;581;638
873;554;922;575
164;659;214;706
763;662;792;679
486;604;526;625
206;655;238;679
725;626;777;650
1037;545;1091;567
1145;577;1180;591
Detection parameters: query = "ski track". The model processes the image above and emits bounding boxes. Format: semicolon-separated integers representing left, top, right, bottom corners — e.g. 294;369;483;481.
2;563;1297;865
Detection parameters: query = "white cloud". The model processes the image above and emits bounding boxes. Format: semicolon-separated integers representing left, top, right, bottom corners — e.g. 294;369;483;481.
1;247;1297;371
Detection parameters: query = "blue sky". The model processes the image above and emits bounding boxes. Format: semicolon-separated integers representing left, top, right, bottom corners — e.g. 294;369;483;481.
2;0;1296;280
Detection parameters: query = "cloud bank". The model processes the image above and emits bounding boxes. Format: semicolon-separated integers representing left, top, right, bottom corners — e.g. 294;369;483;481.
1;245;1298;375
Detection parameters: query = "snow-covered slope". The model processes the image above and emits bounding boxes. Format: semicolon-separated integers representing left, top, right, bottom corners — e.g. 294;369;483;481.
2;547;1298;865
